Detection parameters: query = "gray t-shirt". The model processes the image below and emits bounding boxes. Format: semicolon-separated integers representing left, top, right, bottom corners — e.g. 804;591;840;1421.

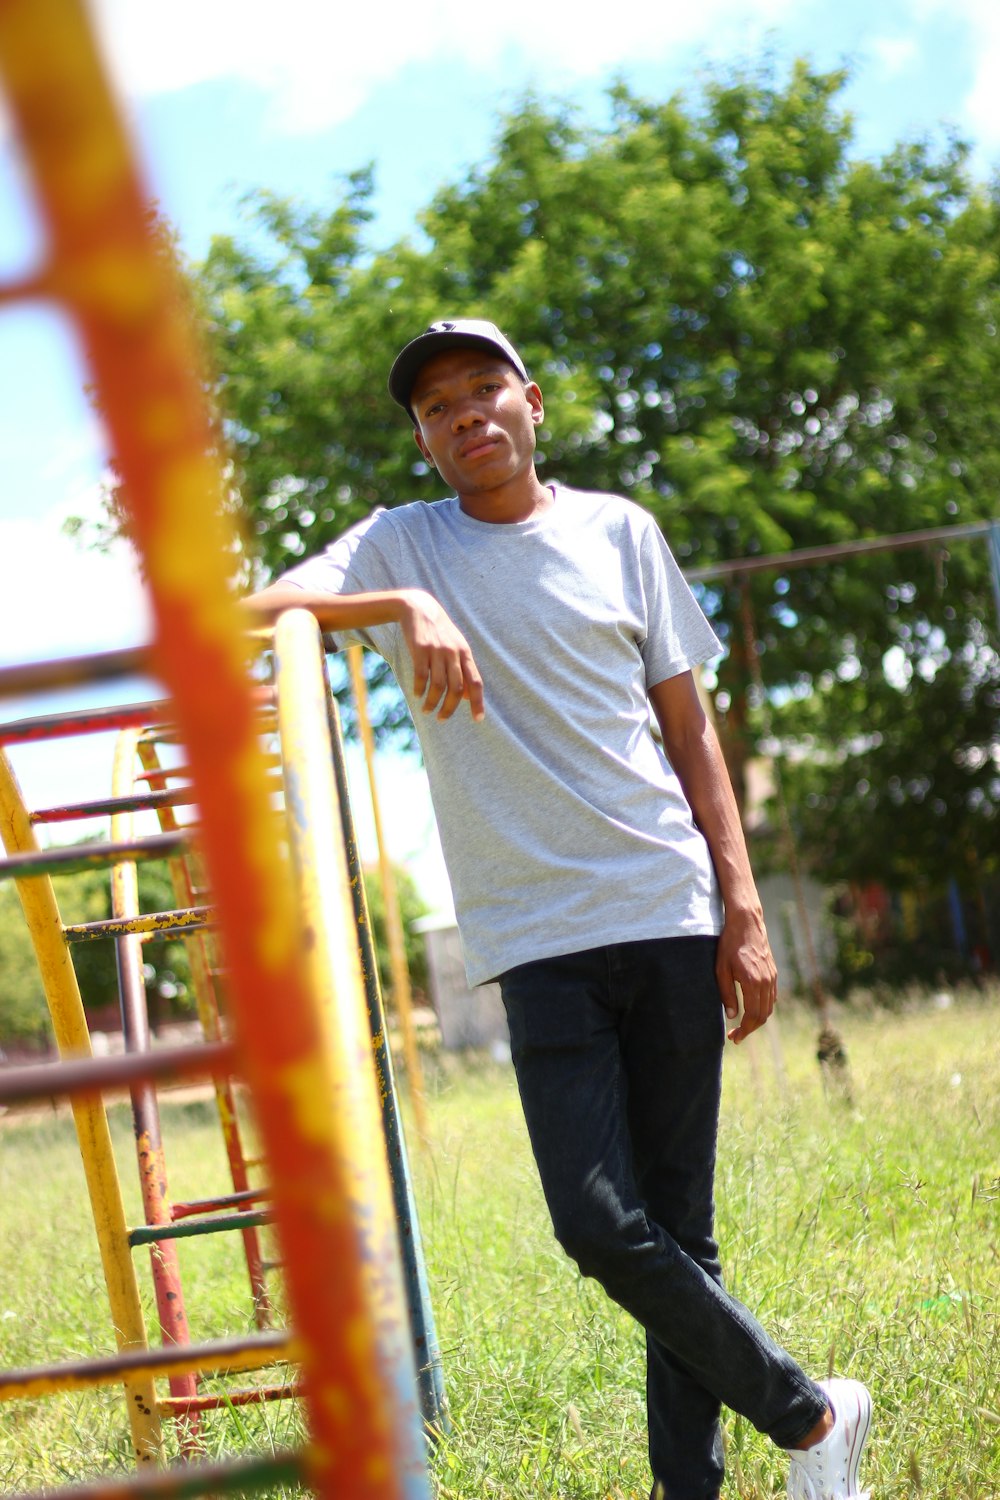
283;484;724;984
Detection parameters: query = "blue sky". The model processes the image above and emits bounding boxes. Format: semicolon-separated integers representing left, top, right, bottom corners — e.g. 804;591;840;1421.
1;0;998;903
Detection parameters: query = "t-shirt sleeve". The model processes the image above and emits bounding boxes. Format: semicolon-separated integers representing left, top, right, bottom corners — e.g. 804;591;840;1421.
277;509;403;661
637;517;722;686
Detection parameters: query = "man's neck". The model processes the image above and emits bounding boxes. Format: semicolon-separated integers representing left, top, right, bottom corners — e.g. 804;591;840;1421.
457;472;554;525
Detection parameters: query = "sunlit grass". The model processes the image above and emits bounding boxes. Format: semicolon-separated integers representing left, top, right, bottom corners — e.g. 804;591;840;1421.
1;989;997;1497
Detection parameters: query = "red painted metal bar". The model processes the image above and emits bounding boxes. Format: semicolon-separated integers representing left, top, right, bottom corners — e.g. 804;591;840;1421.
0;1331;295;1401
0;1041;237;1107
0;700;173;746
136;739;272;1328
3;1452;304;1500
31;786;196;824
63;907;214;942
0;832;187;882
0;645;152;699
0;689;274;748
170;1188;269;1221
157;1383;301;1416
111;728;201;1446
128;1210;274;1247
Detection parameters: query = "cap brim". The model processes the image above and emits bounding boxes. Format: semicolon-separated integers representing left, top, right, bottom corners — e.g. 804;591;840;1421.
388;332;526;414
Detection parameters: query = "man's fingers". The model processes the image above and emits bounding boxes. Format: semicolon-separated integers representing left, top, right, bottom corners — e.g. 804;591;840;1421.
715;952;740;1013
461;649;485;721
416;644;486;722
411;649;430;705
727;977;776;1044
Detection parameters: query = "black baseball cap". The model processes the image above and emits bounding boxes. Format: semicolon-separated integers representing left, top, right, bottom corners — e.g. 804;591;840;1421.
388;318;529;417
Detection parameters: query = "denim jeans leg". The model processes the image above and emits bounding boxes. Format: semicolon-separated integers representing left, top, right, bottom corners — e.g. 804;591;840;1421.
499;939;827;1500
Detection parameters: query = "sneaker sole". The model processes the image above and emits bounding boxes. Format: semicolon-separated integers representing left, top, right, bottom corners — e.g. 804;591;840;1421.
845;1383;872;1494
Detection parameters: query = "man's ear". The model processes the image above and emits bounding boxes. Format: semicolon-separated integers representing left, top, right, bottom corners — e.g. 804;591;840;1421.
527;382;544;426
413;426;435;468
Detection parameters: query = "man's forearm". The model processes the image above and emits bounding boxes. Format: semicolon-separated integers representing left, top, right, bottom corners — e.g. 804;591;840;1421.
648;674;762;915
242;581;485;723
241;581;415;633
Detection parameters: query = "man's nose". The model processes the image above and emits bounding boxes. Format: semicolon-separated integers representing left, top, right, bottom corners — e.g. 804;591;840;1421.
451;399;483;432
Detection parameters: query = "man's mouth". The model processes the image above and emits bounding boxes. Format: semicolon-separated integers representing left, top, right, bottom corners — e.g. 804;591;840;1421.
459;434;500;460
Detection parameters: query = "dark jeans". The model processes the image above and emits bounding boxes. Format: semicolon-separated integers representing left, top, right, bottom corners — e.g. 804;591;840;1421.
498;937;826;1500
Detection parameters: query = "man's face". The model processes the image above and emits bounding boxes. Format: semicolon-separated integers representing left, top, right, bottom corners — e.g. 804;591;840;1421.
409;348;544;498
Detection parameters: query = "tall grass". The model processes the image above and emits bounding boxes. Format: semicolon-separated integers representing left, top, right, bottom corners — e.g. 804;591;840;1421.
1;990;997;1497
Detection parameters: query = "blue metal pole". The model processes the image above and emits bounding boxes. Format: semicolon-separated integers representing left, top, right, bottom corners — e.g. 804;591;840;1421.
323;666;449;1440
987;522;1000;645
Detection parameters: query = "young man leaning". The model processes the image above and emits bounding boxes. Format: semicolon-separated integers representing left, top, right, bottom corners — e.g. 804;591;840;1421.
246;318;871;1500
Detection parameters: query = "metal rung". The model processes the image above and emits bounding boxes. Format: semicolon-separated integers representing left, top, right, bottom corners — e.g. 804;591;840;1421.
171;1188;270;1221
134;754;280;784
0;830;188;883
0;699;174;747
0;1330;296;1401
3;1449;304;1500
63;906;215;943
31;786;197;825
135;765;193;784
129;1209;273;1247
0;1040;237;1108
156;1382;301;1416
0;645;152;700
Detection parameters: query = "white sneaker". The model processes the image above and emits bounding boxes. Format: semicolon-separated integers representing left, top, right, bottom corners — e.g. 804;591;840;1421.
786;1378;872;1499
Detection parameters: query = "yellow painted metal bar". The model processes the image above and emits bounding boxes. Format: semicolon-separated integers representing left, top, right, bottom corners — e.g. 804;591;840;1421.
0;747;162;1466
0;1332;297;1401
62;907;214;941
346;646;429;1142
274;610;428;1496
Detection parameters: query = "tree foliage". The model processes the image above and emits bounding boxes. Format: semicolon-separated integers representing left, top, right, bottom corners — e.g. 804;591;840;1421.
360;861;430;1004
0;862;194;1050
196;59;1000;911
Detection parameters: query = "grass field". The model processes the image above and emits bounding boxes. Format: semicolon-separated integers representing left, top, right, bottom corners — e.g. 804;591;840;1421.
1;989;998;1498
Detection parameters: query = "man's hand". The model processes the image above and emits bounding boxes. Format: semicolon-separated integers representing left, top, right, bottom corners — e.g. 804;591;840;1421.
716;906;777;1044
398;589;485;723
242;581;485;725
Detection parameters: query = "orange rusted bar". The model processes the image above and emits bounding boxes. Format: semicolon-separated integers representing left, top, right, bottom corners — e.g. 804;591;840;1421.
157;1383;302;1416
0;0;430;1487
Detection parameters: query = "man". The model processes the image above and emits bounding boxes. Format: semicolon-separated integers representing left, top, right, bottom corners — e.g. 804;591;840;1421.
246;319;871;1500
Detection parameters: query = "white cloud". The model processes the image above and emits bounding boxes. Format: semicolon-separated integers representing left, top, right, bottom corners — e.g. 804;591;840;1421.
92;0;800;136
869;35;919;77
916;0;1000;146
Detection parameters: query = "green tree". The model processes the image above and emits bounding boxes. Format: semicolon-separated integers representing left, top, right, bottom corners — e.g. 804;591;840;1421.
360;861;430;1004
196;58;1000;898
0;861;194;1050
